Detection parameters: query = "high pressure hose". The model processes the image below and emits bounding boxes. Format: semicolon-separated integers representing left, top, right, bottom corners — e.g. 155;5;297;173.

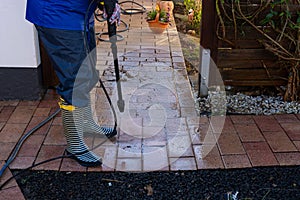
84;0;119;131
0;108;61;177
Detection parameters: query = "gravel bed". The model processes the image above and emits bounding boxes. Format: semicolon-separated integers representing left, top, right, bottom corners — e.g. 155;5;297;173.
14;166;300;200
196;92;300;116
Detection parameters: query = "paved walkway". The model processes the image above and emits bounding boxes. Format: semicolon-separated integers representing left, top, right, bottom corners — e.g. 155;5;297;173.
1;0;300;199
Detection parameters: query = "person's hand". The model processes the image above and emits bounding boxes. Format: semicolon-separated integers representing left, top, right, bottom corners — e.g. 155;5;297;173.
103;3;121;25
109;3;121;25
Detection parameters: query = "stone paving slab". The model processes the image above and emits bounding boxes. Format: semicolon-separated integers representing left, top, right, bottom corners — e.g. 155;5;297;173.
1;0;300;198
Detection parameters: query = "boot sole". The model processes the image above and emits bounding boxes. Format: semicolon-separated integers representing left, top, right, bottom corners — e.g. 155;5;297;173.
65;150;102;167
84;129;118;139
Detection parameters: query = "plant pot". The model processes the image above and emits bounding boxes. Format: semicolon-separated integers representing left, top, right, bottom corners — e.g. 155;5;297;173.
147;13;169;34
147;20;169;34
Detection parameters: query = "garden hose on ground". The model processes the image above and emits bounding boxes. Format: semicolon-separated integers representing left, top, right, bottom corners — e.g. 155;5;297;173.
119;1;146;15
0;108;61;178
0;136;111;190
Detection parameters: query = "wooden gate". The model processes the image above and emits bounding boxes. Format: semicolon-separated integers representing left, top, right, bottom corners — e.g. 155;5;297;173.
200;0;293;87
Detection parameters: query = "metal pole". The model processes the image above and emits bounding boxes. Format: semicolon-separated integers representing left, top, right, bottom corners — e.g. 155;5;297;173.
199;48;210;97
105;0;125;112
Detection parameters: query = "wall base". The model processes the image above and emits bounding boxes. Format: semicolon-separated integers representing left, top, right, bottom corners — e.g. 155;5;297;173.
0;65;45;100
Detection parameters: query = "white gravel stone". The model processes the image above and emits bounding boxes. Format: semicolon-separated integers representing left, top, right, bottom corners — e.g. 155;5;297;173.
196;92;300;115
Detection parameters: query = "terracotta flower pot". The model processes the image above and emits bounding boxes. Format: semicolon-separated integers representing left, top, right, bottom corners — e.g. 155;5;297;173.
147;21;169;34
147;13;169;34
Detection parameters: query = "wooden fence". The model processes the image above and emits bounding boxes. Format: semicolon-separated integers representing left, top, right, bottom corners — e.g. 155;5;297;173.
201;0;299;87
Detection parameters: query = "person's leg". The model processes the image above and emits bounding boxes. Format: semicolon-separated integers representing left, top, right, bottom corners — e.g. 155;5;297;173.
36;26;103;166
36;25;98;107
82;95;116;138
59;98;102;167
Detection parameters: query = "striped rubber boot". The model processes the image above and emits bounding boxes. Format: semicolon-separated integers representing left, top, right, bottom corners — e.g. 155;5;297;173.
60;102;102;167
83;99;117;138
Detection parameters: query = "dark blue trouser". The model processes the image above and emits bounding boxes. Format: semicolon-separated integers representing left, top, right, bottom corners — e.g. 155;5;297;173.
36;25;99;107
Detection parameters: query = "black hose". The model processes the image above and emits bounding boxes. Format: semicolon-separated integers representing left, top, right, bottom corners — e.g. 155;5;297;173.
0;155;66;190
95;0;146;42
84;0;118;129
95;14;128;42
0;108;61;178
0;137;109;190
95;1;146;19
119;1;146;15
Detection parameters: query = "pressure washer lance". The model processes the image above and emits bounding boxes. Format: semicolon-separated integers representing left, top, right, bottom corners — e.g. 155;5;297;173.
103;0;125;112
